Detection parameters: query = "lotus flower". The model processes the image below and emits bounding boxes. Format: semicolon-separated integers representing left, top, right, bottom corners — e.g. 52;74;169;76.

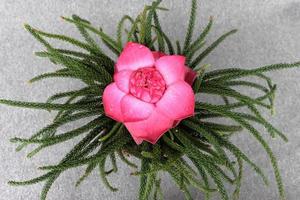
103;42;196;144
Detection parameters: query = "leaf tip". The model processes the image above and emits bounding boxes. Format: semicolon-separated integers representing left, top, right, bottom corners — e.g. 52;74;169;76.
10;137;18;143
23;23;32;31
8;181;16;186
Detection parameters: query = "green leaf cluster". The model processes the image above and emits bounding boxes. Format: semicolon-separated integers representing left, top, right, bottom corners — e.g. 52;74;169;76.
1;0;299;199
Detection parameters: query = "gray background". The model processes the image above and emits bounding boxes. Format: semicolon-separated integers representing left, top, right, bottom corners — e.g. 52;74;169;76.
0;0;299;199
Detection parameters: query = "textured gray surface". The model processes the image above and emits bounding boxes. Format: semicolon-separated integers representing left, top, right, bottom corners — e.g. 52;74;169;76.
0;0;300;199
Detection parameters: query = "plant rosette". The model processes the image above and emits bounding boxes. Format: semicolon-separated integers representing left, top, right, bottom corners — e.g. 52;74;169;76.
1;0;299;200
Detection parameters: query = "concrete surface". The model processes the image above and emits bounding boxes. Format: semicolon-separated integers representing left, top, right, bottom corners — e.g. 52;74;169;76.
0;0;300;199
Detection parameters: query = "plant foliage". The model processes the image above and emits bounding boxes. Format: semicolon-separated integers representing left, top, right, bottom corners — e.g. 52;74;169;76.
1;0;299;199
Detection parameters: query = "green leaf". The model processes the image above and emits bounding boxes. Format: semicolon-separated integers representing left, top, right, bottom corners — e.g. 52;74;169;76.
207;62;300;82
117;150;138;168
0;99;99;111
144;0;162;47
198;103;285;200
185;16;213;56
39;130;130;171
117;15;134;45
99;123;122;142
183;0;197;53
8;172;55;186
193;63;210;93
153;12;174;54
62;16;122;54
72;14;103;53
191;29;237;68
99;157;118;191
41;173;60;200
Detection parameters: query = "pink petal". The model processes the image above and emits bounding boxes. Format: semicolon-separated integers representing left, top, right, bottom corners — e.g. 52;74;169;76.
156;81;195;121
185;66;197;85
114;70;133;93
125;109;174;144
155;55;186;85
121;94;154;122
152;51;166;61
116;42;155;72
103;83;126;122
131;136;144;145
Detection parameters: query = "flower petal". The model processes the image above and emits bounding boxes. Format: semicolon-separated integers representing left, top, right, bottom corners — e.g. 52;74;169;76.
116;42;155;72
131;136;144;145
156;81;195;120
152;51;166;61
155;55;186;85
185;66;197;85
103;83;126;122
124;109;174;144
114;70;133;93
121;94;154;122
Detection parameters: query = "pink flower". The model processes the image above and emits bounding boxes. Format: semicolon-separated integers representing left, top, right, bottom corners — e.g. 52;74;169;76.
103;42;197;144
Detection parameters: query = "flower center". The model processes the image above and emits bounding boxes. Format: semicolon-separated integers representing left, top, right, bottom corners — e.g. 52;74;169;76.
129;67;166;103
